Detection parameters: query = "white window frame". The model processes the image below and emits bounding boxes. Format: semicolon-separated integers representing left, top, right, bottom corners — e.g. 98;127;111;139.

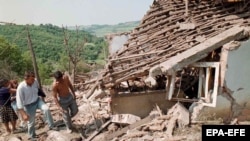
167;62;220;107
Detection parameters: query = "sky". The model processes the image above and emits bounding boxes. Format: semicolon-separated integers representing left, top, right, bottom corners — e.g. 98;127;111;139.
0;0;153;26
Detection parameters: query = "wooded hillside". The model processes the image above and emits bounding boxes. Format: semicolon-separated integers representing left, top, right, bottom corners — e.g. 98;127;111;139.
0;24;107;63
0;22;138;83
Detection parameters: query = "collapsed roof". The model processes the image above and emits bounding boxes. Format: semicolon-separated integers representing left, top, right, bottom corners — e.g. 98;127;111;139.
95;0;250;92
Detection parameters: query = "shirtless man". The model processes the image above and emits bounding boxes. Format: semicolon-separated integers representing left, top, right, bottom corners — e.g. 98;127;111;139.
52;71;78;133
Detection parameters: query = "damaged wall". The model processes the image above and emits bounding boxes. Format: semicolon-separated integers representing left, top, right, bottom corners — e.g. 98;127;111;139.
111;90;177;118
195;39;250;122
106;33;130;55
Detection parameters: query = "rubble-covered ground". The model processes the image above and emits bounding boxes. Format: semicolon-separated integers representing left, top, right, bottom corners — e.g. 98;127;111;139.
0;88;219;141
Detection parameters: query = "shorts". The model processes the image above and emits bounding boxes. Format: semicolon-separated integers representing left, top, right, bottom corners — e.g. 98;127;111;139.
0;105;18;123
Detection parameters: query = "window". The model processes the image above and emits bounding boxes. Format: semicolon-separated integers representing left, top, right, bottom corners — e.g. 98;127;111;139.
167;62;220;107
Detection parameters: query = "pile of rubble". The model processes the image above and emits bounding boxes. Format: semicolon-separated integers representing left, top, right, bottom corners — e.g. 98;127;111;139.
47;94;203;141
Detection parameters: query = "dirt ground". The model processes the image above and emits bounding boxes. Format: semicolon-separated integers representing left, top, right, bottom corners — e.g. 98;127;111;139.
0;123;202;141
0;112;203;141
0;120;83;141
0;90;204;141
0;91;84;141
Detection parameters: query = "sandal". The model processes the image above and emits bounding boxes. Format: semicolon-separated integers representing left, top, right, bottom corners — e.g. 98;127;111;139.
12;127;27;134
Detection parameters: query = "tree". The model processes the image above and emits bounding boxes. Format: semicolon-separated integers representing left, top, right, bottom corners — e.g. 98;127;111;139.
26;26;42;88
37;60;53;85
62;25;87;84
0;37;27;78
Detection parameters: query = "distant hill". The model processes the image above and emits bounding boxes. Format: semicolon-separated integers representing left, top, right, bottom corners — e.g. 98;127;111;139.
77;21;140;37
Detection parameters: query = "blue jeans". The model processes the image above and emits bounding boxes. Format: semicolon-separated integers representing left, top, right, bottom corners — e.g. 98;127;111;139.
11;101;17;111
12;101;26;127
59;94;78;130
24;97;54;138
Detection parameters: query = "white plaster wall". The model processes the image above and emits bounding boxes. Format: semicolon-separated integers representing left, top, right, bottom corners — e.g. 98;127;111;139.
224;40;250;106
196;40;250;121
198;95;231;121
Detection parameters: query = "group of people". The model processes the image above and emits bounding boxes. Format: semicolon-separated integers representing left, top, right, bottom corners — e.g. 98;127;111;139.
0;70;79;141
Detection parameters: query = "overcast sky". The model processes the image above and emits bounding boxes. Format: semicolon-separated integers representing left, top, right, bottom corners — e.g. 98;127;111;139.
0;0;153;26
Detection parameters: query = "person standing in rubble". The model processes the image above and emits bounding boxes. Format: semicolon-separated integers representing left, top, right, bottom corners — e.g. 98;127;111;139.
51;70;78;133
9;79;27;130
16;70;58;140
0;78;18;136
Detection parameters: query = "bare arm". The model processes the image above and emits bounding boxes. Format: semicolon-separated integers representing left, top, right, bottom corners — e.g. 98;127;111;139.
9;88;16;94
52;83;64;112
66;75;76;99
9;88;17;101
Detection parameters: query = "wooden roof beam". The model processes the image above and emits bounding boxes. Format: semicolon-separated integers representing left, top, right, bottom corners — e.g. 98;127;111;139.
147;25;247;81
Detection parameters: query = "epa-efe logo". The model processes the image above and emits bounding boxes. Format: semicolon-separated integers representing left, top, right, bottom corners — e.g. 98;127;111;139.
206;128;245;136
202;125;250;141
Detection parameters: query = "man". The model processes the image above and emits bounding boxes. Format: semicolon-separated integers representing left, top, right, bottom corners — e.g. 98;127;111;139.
16;71;57;140
52;70;78;133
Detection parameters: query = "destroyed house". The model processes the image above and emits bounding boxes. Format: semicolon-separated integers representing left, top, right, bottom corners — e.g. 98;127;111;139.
91;0;250;122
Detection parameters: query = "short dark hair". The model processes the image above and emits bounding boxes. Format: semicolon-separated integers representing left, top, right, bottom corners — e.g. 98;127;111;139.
24;70;35;79
0;78;9;88
53;71;63;80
